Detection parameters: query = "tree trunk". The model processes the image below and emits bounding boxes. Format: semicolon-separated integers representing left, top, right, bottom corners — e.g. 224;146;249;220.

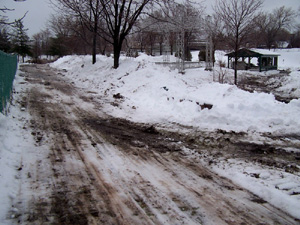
113;43;121;69
159;42;162;55
140;42;143;52
234;49;238;85
92;34;97;64
234;32;239;85
92;20;98;64
234;59;237;85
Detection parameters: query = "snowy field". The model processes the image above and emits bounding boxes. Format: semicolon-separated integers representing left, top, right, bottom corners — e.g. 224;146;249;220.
0;49;300;223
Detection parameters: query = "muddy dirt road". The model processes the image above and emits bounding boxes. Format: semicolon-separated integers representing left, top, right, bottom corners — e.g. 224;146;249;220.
238;71;296;103
11;64;299;224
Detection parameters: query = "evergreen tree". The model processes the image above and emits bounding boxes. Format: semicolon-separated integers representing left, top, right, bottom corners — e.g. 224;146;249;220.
0;28;11;52
11;19;31;62
47;36;68;57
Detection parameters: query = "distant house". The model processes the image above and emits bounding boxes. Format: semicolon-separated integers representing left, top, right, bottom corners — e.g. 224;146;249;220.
276;41;290;49
226;48;280;72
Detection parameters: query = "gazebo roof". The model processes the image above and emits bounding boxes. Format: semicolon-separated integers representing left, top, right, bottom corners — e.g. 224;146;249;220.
226;48;280;57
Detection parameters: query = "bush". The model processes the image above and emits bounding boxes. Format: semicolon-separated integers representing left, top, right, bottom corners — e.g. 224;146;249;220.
199;51;206;61
185;48;192;61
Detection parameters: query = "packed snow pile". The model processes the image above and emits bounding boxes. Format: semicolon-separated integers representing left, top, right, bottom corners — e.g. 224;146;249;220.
51;50;300;135
276;70;300;98
0;113;22;221
0;75;43;223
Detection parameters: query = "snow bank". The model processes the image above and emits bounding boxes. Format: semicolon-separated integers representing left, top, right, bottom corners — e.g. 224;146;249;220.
0;72;39;223
277;70;300;98
0;114;21;222
51;51;300;135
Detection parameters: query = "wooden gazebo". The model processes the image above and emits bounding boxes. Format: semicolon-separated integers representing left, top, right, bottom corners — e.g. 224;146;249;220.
226;48;280;72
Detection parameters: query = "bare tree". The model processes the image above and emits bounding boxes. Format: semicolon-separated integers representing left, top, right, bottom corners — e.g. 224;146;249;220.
205;14;226;51
32;32;42;60
255;6;296;49
134;10;167;55
52;0;103;64
214;0;263;85
98;0;153;68
169;2;204;61
32;29;52;61
290;24;300;48
51;0;172;67
137;0;204;62
48;14;72;38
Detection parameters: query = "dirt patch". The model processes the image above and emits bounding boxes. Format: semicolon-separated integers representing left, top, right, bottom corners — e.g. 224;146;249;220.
83;118;184;154
83;116;300;175
238;71;298;103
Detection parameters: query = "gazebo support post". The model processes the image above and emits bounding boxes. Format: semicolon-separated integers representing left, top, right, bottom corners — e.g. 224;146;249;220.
259;56;262;72
248;57;251;70
228;57;230;68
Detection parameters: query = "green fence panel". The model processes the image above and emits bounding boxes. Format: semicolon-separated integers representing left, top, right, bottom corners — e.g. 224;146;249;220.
0;50;18;114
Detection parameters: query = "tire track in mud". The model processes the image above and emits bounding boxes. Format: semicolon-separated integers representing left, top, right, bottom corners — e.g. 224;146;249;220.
15;64;299;225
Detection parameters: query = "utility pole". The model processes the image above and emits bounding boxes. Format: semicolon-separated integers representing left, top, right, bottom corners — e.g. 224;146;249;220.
205;15;213;71
176;29;185;74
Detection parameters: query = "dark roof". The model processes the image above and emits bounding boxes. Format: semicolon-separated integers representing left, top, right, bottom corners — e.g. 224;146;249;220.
226;48;280;57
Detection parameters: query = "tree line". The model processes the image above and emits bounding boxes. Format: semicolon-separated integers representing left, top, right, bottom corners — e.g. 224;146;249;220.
1;0;299;71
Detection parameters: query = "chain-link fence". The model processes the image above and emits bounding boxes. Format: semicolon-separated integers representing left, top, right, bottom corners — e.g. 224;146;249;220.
0;50;18;114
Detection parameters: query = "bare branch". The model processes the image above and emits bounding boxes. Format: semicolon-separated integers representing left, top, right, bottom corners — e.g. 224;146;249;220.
254;6;296;49
214;0;263;85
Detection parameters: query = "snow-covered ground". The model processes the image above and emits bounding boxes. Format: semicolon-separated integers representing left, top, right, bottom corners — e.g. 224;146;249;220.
0;72;48;223
52;49;300;135
50;49;300;219
1;49;300;223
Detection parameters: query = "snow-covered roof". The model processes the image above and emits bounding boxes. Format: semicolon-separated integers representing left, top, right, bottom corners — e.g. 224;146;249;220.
250;48;280;56
226;48;280;57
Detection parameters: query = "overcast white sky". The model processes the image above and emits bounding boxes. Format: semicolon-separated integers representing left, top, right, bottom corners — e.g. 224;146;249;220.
1;0;300;37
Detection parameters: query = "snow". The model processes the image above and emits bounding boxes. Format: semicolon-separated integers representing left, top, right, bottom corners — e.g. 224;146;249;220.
1;49;300;222
210;157;300;219
52;51;300;135
0;113;21;222
276;48;300;70
250;48;280;56
0;70;43;224
50;49;300;219
276;70;300;98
